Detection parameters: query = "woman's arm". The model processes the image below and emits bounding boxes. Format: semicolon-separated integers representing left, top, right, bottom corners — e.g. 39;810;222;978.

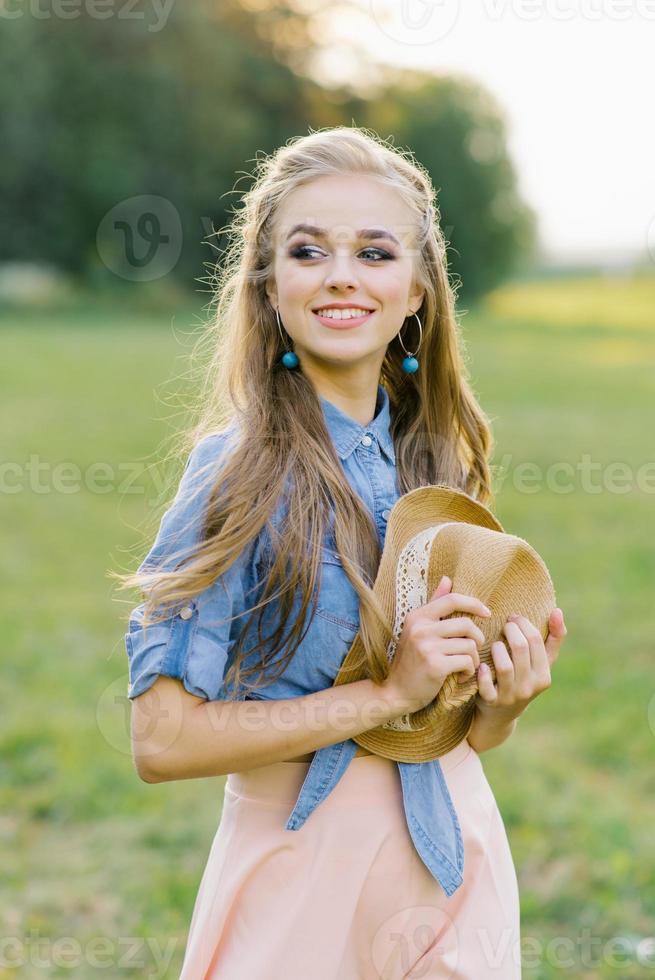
467;705;518;754
466;608;567;754
131;674;406;782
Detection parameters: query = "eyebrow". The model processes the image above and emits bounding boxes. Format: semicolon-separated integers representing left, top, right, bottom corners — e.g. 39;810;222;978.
285;223;401;247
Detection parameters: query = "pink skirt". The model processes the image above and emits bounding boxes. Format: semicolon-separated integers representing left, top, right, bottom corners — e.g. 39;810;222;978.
178;739;521;979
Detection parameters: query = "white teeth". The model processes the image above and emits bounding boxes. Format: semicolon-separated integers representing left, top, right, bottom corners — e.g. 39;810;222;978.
315;308;371;319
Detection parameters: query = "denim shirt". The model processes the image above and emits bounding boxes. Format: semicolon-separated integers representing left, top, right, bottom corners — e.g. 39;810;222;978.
124;383;464;897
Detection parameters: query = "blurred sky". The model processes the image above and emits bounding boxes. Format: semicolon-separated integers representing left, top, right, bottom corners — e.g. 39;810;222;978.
309;0;655;264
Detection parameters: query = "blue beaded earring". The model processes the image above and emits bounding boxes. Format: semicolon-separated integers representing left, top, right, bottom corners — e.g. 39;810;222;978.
398;312;423;373
276;307;299;369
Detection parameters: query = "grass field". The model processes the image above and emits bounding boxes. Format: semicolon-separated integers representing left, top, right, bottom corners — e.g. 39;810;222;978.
2;273;654;978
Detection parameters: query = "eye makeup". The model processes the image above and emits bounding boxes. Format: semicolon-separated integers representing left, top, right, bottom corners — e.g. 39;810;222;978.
288;244;395;262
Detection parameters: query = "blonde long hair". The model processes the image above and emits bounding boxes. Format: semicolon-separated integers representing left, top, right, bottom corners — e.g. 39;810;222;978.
112;125;496;697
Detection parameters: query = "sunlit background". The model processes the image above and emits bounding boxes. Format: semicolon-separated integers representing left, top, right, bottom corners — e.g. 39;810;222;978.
2;2;654;977
313;0;655;264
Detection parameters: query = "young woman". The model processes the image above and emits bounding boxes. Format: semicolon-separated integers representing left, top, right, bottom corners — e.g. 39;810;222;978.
119;126;567;979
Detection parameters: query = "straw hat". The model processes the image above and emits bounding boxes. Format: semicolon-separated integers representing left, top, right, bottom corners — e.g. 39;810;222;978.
332;485;557;762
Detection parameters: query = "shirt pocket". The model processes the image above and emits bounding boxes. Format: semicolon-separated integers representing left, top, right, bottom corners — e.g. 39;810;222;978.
315;546;361;633
298;547;360;688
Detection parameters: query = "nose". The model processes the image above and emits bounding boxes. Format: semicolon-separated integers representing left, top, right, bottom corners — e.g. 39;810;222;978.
324;253;359;293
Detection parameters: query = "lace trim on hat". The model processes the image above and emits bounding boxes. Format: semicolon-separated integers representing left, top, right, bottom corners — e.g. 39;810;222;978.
381;523;458;732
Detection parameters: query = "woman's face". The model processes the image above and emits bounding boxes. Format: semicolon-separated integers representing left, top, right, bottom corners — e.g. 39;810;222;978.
265;174;425;387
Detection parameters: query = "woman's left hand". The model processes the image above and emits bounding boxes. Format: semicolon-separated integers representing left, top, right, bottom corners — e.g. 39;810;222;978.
474;608;568;720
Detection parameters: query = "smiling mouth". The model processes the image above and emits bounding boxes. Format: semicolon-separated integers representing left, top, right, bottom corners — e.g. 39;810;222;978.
312;311;373;329
312;307;375;329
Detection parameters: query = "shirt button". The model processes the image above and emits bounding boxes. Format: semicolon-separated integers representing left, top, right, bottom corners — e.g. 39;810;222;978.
361;434;373;447
179;604;194;620
381;509;390;520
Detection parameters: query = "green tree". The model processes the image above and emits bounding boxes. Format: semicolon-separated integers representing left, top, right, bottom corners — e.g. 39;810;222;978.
359;70;537;300
0;2;534;302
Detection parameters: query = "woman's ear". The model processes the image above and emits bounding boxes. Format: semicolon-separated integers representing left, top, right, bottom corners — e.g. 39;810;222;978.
265;279;278;310
408;286;425;317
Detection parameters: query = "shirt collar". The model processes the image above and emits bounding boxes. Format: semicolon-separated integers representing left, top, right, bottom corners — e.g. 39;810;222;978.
319;383;395;465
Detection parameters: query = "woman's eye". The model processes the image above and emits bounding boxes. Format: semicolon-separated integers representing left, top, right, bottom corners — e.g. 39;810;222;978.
359;247;393;262
289;244;393;262
289;244;324;260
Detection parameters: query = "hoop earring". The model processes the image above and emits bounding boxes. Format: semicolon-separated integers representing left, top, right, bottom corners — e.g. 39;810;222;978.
398;312;422;373
276;307;299;369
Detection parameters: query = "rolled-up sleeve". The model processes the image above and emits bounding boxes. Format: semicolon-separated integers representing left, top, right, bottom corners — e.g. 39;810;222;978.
124;429;257;701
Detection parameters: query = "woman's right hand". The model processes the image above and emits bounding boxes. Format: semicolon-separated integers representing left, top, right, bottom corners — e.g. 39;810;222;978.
381;575;492;716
